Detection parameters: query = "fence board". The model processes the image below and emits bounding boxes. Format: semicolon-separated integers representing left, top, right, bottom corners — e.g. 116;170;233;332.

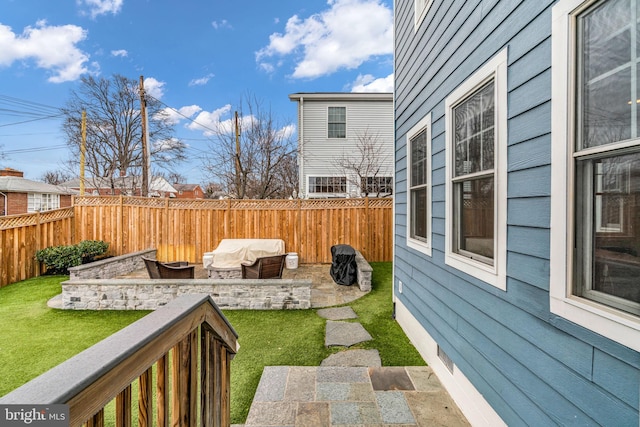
0;197;392;287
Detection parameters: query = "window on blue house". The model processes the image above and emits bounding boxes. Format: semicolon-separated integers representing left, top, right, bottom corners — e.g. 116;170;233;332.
406;113;432;256
574;0;640;315
445;49;507;290
551;0;640;352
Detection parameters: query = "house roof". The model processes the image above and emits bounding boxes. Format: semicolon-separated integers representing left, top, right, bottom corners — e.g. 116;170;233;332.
0;176;74;195
173;183;201;191
61;176;178;193
288;92;393;102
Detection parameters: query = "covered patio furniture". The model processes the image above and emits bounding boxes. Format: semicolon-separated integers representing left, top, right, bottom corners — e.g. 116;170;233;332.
203;238;285;278
330;244;357;286
241;254;286;279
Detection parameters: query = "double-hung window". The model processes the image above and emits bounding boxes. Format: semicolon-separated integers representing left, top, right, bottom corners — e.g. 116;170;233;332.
445;49;507;290
328;107;346;138
551;0;640;351
407;114;432;255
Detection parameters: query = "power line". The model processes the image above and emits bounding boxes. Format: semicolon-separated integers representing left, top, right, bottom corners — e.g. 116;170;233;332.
3;144;68;154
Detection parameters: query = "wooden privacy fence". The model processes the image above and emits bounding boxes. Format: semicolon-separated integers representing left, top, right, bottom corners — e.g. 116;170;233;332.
0;208;74;287
0;196;392;288
73;196;393;265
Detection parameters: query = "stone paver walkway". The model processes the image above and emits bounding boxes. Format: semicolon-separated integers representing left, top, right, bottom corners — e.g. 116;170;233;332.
241;299;470;426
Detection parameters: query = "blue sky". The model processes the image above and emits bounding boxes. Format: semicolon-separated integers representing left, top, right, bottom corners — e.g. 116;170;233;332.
0;0;394;184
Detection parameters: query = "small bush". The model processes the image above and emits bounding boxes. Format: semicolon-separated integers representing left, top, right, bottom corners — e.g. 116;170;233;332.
77;240;110;263
35;240;109;274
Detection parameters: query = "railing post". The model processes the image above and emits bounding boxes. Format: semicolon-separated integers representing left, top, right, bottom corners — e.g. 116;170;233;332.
157;355;169;427
138;368;153;427
115;385;132;427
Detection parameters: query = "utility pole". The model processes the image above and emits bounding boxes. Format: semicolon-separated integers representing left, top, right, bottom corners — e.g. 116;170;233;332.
80;110;86;196
139;75;149;197
235;111;242;198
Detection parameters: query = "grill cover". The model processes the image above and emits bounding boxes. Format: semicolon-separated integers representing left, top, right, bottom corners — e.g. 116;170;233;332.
330;244;357;286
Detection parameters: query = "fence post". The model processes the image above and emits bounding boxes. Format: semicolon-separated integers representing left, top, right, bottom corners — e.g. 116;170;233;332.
119;195;124;256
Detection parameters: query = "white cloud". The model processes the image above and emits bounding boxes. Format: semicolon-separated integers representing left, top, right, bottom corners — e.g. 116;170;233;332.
277;124;296;140
187;104;233;136
211;19;232;30
350;73;393;92
0;21;90;83
78;0;124;18
189;73;214;86
143;77;165;99
256;0;393;79
111;49;128;57
156;105;202;125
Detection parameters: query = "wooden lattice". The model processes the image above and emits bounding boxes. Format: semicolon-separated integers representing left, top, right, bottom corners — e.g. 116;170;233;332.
0;207;73;230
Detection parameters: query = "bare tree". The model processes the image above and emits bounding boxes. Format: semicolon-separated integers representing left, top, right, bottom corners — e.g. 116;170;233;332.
333;129;393;197
61;74;187;195
202;95;298;199
41;169;73;185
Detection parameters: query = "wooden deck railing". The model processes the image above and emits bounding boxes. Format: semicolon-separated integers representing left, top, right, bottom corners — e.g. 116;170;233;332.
0;294;238;427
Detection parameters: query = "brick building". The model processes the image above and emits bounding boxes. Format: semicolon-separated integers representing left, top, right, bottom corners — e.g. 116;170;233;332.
0;168;74;216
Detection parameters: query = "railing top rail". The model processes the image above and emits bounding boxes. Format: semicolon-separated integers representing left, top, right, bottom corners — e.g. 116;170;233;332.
0;294;237;409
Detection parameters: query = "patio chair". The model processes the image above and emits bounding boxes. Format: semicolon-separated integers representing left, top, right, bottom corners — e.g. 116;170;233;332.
241;254;286;279
142;256;194;279
142;256;161;279
157;261;195;279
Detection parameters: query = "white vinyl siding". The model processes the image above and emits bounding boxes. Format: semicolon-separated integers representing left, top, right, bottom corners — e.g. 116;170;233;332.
292;94;394;199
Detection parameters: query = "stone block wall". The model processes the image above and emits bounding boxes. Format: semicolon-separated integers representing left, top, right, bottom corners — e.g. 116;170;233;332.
354;250;372;292
68;249;156;280
61;279;312;310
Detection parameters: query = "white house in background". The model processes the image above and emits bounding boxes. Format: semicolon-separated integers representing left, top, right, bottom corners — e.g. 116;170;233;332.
289;92;394;199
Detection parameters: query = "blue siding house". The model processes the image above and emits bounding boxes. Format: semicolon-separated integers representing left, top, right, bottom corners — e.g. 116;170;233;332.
393;0;640;425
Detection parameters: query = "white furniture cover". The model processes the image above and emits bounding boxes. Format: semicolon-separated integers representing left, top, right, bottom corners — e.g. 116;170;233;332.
203;239;285;269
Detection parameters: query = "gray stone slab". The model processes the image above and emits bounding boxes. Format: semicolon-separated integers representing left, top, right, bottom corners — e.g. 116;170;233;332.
325;320;372;347
375;390;416;424
252;366;289;402
316;366;370;383
283;366;316;402
331;401;382;425
244;401;295;426
320;349;381;367
316;306;358;320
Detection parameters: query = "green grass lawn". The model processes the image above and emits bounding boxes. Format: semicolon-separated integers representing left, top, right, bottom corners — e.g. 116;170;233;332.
0;262;424;424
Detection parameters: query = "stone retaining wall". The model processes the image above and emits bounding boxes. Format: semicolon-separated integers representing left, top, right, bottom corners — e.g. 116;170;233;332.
68;249;156;280
61;278;312;310
354;250;372;292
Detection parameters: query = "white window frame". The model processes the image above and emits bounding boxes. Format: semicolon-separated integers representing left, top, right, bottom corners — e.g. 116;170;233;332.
307;175;347;197
550;0;640;352
406;113;432;256
444;48;508;291
414;0;433;30
27;193;60;212
327;106;347;139
364;176;394;197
